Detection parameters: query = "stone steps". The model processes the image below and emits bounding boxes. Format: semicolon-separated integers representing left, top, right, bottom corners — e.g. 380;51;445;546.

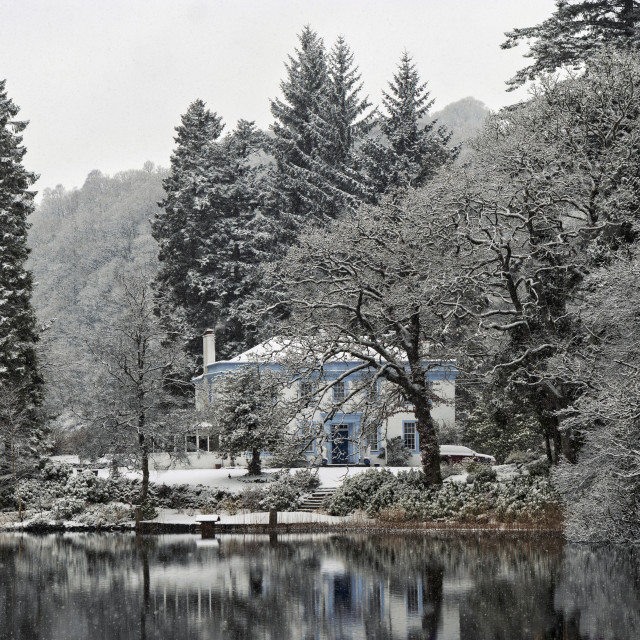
298;488;336;513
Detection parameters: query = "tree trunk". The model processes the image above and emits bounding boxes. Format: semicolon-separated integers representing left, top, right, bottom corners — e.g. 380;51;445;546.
139;431;149;505
413;397;442;486
248;447;261;476
544;432;553;464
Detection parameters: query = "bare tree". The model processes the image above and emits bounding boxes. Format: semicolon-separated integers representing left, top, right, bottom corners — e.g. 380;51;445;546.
86;272;193;507
450;50;640;462
263;186;474;485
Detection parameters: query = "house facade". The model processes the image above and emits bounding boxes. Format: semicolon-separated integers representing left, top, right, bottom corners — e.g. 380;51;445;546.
187;330;457;469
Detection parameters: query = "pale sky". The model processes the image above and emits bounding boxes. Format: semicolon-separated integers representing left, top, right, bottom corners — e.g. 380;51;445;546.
1;0;555;193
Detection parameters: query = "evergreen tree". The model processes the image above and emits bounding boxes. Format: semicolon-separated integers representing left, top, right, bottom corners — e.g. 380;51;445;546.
360;53;456;196
152;100;228;362
154;104;278;363
0;79;43;506
0;79;42;416
502;0;640;88
269;28;372;221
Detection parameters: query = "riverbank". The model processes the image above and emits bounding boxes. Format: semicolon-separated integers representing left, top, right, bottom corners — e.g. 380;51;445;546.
0;506;563;535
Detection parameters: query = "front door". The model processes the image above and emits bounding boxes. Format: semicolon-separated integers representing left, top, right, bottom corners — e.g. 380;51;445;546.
331;427;350;463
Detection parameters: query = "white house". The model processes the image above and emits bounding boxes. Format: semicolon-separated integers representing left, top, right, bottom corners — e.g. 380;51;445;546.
189;330;457;468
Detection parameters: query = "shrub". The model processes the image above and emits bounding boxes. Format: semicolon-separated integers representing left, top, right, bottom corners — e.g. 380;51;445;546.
505;450;540;465
527;458;551;477
474;466;497;485
50;498;86;521
329;468;561;525
329;469;397;516
440;463;465;479
75;503;132;527
383;437;411;466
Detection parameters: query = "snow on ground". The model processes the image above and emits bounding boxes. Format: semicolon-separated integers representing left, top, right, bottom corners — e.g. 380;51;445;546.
114;465;414;492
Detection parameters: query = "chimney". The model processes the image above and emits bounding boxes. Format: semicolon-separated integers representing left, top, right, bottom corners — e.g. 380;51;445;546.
203;329;216;373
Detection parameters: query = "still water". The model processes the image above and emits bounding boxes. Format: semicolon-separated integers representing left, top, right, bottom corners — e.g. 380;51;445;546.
0;532;638;639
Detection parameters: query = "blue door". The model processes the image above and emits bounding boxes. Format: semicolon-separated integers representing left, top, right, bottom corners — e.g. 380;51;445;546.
331;427;350;463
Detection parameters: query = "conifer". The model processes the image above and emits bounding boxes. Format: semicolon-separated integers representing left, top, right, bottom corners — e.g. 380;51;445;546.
0;79;42;413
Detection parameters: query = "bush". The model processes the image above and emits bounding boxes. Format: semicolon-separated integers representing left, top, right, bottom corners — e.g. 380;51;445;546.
527;458;551;477
329;469;397;516
328;468;560;525
381;437;411;466
505;450;540;465
75;503;132;527
474;466;497;485
256;469;321;511
440;463;465;479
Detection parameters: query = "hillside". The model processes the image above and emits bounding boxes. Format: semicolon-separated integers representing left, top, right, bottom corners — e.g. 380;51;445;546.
28;166;166;415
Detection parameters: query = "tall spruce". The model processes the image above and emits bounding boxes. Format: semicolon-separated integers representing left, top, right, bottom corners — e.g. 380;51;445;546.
0;79;42;415
0;79;43;507
503;0;640;88
152;100;226;363
361;53;456;196
269;28;372;221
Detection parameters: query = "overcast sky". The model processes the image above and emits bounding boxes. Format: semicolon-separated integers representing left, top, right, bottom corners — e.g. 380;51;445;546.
2;0;555;194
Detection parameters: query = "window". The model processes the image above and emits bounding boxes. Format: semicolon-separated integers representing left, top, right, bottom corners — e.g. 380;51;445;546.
366;423;382;453
403;421;418;451
299;422;317;454
365;381;380;404
299;380;314;397
333;380;346;402
185;433;218;452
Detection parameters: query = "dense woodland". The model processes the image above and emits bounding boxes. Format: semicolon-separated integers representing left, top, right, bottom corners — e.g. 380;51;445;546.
1;1;640;541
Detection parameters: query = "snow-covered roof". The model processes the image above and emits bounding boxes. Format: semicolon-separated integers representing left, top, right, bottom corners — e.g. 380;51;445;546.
224;337;294;363
439;445;495;461
440;445;476;456
219;336;455;367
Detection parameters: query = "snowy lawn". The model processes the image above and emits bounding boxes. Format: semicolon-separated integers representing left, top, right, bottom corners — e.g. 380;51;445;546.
110;465;417;492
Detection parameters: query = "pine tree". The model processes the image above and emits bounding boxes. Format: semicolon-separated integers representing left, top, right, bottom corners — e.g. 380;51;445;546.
269;26;330;222
269;28;372;221
0;79;43;506
0;79;42;414
502;0;640;89
360;53;456;196
153;105;278;363
152;100;228;362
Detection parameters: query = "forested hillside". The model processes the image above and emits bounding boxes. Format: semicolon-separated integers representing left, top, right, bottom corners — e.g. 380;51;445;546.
27;166;166;417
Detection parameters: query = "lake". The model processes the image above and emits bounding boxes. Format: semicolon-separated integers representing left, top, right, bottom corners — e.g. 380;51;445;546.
0;532;638;639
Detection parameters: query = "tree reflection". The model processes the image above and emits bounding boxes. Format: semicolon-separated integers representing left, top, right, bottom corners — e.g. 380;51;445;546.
0;533;638;639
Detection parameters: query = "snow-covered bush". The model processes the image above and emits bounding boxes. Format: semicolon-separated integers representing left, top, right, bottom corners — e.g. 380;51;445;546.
255;469;320;511
50;498;86;521
259;482;301;511
74;503;132;527
440;463;465;479
474;466;497;484
328;468;561;524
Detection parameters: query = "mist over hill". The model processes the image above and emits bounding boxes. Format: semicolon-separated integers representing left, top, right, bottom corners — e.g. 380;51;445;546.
431;96;490;147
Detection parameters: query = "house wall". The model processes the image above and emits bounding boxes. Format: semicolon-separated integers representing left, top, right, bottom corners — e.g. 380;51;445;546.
189;356;456;469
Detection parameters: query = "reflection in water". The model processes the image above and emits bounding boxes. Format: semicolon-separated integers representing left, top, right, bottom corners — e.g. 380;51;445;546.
0;532;637;639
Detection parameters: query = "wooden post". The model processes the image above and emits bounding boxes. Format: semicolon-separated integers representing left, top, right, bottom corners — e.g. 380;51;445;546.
269;509;277;528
